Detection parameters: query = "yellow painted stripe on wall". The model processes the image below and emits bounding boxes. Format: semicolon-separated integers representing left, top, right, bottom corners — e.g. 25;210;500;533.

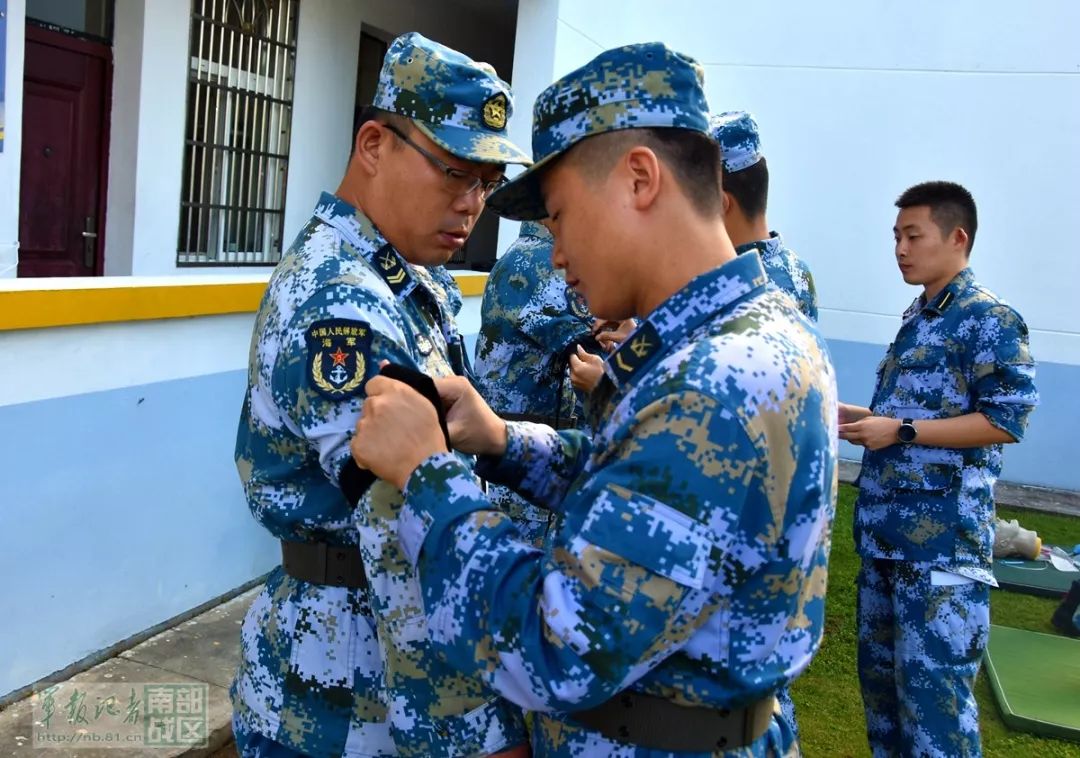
0;273;488;332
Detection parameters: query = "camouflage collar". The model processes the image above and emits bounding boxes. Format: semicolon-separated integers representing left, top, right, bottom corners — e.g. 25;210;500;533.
734;231;784;260
313;192;418;300
920;266;975;316
605;252;769;388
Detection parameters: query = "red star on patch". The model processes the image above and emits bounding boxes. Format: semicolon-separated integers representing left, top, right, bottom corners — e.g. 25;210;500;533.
330;347;349;366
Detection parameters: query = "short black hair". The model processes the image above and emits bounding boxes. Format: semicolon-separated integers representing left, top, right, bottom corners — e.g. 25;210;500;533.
568;128;724;217
353;105;411;153
895;180;978;253
721;158;769;220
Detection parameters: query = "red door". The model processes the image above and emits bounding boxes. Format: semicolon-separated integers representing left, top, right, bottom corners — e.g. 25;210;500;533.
19;26;111;277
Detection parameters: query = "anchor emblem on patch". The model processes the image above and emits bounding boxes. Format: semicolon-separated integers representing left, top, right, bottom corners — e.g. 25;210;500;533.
305;319;373;400
565;286;591;320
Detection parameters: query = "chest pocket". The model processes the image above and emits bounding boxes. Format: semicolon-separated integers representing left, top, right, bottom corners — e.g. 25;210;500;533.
891;346;949;413
577;484;713;602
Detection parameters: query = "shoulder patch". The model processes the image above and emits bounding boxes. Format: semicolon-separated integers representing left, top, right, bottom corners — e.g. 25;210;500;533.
565;285;591;320
305;319;373;400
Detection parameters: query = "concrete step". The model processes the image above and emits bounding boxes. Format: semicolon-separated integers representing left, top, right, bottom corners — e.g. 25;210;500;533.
0;588;258;757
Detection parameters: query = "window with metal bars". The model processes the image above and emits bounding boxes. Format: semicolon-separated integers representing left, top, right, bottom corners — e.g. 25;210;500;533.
178;0;299;265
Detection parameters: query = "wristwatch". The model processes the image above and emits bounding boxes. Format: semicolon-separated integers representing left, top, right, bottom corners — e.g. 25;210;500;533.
897;418;918;444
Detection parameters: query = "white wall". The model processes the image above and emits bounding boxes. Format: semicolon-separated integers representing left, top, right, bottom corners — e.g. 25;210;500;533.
0;0;26;278
280;0;364;245
528;0;1080;368
102;0;144;276
496;0;560;255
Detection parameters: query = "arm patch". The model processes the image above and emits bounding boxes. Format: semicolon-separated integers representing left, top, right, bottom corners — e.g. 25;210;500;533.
305;318;374;399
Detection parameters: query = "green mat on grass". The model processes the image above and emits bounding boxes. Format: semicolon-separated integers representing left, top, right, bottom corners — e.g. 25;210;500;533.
993;554;1077;598
984;624;1080;743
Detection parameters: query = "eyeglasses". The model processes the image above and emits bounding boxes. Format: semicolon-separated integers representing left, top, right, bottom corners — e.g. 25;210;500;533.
383;123;506;199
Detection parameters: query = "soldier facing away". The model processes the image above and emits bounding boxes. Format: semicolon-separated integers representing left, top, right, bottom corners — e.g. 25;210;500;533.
472;220;598;546
709;111;817;323
352;41;839;757
709;109;819;739
232;32;531;758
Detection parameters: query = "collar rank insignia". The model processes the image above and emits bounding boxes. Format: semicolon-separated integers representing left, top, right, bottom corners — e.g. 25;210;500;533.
482;93;508;131
609;321;662;385
373;244;413;296
565;286;591;320
933;290;954;312
305;319;373;400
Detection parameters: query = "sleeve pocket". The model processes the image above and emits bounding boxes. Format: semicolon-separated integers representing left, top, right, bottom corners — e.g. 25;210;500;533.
579;484;712;591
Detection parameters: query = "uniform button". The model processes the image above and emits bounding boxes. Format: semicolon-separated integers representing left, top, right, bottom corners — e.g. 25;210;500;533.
716;737;728;748
718;708;731;718
617;725;630;738
620;694;633;708
335;575;345;584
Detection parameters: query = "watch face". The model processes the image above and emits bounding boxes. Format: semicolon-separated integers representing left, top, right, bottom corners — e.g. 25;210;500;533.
898;422;917;443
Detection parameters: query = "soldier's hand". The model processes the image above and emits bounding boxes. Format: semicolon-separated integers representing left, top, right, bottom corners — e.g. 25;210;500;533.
569;345;604;392
351;375;448;491
838;416;901;450
434;375;508;457
838;402;872;425
594;318;636;353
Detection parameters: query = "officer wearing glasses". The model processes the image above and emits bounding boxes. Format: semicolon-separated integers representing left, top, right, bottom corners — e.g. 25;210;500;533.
232;32;531;758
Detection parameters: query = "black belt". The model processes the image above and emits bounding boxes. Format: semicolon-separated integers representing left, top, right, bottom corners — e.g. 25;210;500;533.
280;541;367;589
500;412;581;431
569;691;775;752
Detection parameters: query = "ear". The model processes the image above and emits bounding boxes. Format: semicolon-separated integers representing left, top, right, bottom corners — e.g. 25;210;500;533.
952;226;970;253
623;146;662;211
721;190;733;217
353;121;387;177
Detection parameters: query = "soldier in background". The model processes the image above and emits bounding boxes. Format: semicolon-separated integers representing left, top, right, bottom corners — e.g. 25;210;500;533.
839;181;1037;757
473;221;599;546
232;32;530;758
710;111;817;322
352;41;838;757
710;109;820;738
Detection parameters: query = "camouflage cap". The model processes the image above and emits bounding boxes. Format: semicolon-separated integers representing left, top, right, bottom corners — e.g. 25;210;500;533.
709;111;763;173
373;32;531;166
486;42;711;220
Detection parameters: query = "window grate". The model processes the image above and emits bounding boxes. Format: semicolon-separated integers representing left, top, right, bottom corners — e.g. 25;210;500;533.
178;0;299;266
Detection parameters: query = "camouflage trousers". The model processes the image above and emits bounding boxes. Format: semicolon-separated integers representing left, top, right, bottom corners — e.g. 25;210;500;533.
233;711;306;757
857;559;989;758
775;686;798;742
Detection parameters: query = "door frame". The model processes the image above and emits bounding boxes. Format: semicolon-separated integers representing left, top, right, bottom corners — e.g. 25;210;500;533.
22;24;113;276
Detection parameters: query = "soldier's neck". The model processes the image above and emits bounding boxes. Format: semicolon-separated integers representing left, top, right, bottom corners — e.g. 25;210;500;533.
725;212;770;249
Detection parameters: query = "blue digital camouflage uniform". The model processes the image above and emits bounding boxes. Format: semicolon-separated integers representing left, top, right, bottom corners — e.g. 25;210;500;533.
398;43;840;757
232;31;530;758
400;253;838;758
473;221;594;546
711;111;818;737
711;112;817;323
854;267;1038;757
734;234;816;323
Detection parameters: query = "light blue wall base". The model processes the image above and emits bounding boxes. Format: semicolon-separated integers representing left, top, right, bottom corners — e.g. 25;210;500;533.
827;338;1078;492
0;371;278;699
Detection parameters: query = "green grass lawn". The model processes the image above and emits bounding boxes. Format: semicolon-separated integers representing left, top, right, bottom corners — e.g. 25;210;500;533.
794;484;1080;757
